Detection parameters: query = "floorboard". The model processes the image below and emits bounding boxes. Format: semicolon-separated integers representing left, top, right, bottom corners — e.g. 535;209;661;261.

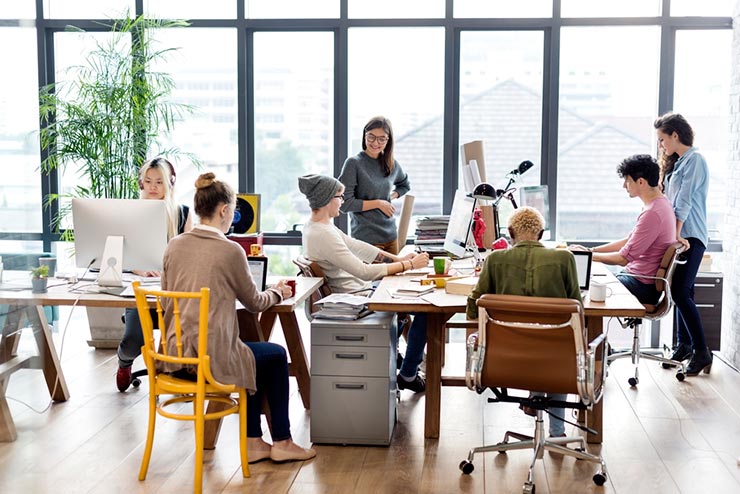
1;307;739;493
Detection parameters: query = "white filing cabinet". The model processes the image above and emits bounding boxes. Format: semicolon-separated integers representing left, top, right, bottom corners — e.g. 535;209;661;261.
310;311;397;445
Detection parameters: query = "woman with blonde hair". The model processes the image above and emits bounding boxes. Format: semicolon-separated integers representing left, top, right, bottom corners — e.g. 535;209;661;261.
116;157;192;391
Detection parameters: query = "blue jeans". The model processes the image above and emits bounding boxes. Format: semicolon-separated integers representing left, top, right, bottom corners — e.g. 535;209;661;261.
399;313;427;379
616;273;660;305
244;342;291;440
118;308;151;368
532;392;566;436
673;238;706;350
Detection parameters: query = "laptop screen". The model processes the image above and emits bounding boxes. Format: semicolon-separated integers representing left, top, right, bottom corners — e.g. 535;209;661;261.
571;250;593;291
247;256;268;291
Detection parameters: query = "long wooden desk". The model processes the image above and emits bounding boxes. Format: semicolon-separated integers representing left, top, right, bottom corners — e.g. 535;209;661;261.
367;262;645;443
0;274;322;442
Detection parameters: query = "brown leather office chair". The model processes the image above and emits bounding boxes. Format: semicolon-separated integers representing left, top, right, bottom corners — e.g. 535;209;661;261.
292;255;333;320
607;242;687;386
459;294;608;494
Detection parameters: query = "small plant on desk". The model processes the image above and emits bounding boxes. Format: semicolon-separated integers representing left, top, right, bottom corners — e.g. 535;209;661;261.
30;265;50;293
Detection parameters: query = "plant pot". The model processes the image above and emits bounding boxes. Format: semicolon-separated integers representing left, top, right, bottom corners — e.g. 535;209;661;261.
31;277;48;293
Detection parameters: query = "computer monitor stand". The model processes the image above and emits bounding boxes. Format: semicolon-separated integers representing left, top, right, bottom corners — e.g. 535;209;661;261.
97;235;124;287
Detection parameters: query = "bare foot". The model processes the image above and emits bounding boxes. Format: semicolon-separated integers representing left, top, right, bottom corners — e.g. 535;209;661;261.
269;439;316;462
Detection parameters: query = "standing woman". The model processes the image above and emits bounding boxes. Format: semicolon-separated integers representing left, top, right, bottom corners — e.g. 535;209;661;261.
162;172;315;462
654;112;712;376
116;157;193;391
339;116;411;254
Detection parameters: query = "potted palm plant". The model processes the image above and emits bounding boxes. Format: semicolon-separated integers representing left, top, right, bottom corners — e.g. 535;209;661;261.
30;265;50;294
38;14;198;347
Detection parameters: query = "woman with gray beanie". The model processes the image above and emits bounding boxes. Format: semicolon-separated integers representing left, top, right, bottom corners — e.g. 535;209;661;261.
299;174;430;392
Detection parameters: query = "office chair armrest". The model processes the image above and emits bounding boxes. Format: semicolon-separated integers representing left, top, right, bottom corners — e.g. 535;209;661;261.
582;332;608;406
465;332;484;391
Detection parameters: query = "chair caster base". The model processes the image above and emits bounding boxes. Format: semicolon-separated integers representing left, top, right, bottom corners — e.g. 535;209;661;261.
593;472;607;486
523;481;535;494
132;377;141;388
676;372;685;382
628;377;638;387
459;460;474;474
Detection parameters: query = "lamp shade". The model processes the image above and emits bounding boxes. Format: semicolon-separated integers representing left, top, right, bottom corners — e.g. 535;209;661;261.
471;182;498;201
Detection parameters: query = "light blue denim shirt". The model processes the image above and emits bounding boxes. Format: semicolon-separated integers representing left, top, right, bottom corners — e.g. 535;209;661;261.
664;147;709;247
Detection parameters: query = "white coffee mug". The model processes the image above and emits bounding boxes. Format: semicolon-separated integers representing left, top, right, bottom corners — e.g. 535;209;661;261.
589;280;612;302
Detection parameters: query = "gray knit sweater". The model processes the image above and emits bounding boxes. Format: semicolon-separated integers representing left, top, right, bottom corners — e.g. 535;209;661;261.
338;151;410;244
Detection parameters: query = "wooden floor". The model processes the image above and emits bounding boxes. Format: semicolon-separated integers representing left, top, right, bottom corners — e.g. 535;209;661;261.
2;309;740;494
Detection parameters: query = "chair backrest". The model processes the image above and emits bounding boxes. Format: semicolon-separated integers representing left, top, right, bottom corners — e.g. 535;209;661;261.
133;281;232;391
293;255;332;316
474;294;602;405
646;241;685;319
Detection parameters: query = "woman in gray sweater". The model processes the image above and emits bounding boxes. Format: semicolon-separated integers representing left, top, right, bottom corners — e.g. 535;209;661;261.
162;172;316;464
339;116;411;254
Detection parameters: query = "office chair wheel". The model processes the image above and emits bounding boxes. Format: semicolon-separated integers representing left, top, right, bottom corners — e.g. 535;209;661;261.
676;372;685;382
628;377;638;387
131;377;141;388
593;472;607;486
523;481;535;494
459;460;474;474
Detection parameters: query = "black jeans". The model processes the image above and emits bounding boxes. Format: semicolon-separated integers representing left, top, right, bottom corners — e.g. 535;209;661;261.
672;237;707;350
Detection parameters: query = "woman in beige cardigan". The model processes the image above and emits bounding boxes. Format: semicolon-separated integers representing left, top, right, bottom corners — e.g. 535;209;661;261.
161;172;315;464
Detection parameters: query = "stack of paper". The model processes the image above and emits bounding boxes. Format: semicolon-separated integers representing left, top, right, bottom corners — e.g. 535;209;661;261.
312;293;373;320
392;285;435;298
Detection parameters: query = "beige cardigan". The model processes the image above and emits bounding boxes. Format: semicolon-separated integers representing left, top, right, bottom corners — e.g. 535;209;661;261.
160;227;282;391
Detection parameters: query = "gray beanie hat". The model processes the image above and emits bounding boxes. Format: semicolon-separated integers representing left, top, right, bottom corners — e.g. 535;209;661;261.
298;174;342;210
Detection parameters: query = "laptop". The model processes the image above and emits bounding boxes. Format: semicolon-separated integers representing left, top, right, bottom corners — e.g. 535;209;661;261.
247;256;268;291
572;250;593;298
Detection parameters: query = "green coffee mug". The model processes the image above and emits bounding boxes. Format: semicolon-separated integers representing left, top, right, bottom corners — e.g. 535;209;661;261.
433;257;450;275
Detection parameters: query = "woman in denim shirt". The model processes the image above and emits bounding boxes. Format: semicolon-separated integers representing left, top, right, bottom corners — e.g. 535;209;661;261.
654;113;712;376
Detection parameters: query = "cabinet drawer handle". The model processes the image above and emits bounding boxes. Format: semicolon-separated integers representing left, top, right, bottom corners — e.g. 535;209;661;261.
696;304;715;309
334;335;366;342
335;353;366;360
334;383;366;390
694;283;716;288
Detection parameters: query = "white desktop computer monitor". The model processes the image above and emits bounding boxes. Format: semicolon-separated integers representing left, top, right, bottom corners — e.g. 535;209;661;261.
72;198;168;284
443;189;476;259
520;185;550;232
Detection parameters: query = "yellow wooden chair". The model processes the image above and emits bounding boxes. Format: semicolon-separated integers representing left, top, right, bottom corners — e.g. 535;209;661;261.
132;281;249;494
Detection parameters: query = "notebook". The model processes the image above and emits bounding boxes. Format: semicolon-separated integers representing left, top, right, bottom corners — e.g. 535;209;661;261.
247;256;268;291
572;250;593;297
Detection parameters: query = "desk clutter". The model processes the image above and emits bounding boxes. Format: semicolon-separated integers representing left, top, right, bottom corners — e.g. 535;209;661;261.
312;293;373;320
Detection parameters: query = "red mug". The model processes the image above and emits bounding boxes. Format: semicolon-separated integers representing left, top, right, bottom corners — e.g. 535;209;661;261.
491;237;510;250
285;279;296;297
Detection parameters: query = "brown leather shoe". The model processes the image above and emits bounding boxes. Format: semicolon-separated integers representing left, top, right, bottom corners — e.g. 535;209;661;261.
248;449;271;464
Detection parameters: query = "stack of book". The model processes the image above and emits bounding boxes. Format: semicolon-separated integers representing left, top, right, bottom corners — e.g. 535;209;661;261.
414;215;449;255
312;293;373;320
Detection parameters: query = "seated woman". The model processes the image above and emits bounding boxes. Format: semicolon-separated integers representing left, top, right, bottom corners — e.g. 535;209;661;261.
160;172;315;463
117;157;192;392
298;174;429;392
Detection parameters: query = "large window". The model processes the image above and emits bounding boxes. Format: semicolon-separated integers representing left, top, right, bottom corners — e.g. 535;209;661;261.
151;28;238;210
557;26;660;241
459;31;544;191
0;28;40;233
673;29;732;243
0;3;734;254
348;27;445;217
254;32;334;232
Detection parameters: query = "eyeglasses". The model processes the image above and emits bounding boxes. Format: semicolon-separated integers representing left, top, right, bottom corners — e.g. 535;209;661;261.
333;194;344;201
365;133;389;145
